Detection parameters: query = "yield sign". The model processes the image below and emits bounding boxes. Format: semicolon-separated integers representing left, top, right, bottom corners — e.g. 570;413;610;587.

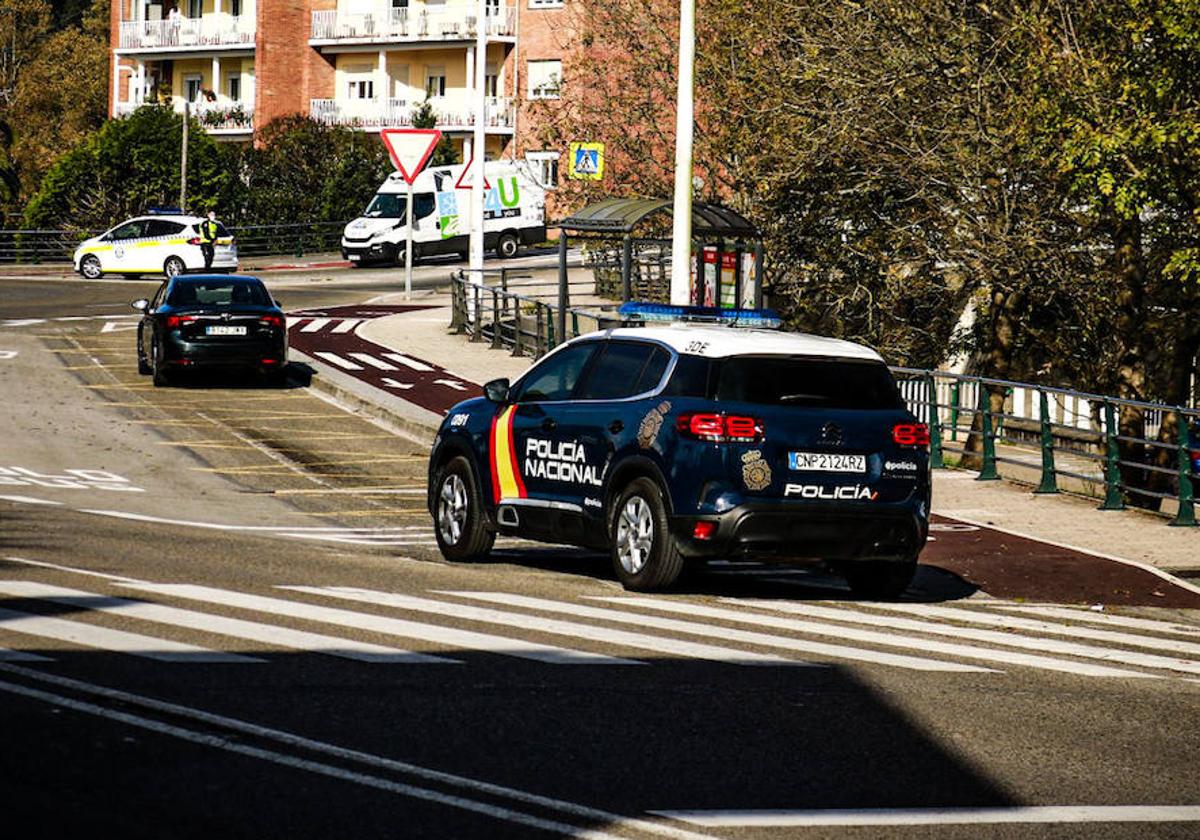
380;128;442;184
454;155;491;191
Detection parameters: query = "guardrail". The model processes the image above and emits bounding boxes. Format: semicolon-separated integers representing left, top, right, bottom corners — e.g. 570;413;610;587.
448;272;1198;526
0;223;347;264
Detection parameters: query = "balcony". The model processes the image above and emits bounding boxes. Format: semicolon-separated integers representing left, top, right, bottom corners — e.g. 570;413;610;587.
310;96;514;131
310;5;516;45
118;16;256;52
114;100;254;135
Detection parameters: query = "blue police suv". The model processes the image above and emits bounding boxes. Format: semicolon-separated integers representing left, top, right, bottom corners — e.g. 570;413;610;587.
428;323;932;598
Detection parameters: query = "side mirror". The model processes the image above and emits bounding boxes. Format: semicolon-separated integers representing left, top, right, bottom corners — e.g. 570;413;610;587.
131;299;149;312
484;378;510;404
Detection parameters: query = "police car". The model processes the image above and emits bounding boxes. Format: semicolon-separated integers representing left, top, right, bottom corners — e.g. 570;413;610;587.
74;213;237;279
428;307;932;597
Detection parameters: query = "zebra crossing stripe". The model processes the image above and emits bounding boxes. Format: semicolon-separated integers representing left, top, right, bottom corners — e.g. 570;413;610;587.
300;318;331;332
727;601;1200;676
0;648;51;662
0;581;446;664
702;599;1161;679
382;353;434;372
348;353;398;371
856;602;1200;657
122;583;637;666
0;606;260;663
313;351;364;371
443;592;987;673
331;319;362;334
989;604;1200;638
295;588;817;667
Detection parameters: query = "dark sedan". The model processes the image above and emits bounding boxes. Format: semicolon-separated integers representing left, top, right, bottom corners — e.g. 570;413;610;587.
133;274;288;386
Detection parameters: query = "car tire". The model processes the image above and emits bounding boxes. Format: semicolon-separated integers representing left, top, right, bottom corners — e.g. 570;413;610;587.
433;456;494;562
163;256;186;278
136;336;151;375
79;255;102;280
842;558;918;601
151;338;171;387
610;477;684;591
495;232;520;259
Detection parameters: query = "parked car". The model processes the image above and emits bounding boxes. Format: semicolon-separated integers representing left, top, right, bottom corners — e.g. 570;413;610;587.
427;318;931;597
76;213;236;279
132;274;286;387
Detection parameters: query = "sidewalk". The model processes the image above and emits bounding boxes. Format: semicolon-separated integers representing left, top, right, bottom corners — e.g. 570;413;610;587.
298;279;1200;578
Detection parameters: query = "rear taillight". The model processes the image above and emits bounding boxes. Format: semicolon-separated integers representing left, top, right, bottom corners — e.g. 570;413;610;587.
164;315;198;329
258;315;284;329
893;423;930;448
676;412;764;443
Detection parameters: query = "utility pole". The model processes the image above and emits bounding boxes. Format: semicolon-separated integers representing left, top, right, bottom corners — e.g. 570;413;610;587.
669;0;696;305
180;102;189;212
468;0;488;285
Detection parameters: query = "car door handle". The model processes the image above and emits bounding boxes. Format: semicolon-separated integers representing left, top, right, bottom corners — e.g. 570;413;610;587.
608;420;624;434
541;418;557;431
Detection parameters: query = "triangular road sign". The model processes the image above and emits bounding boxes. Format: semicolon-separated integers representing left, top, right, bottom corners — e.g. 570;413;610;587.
454;155;491;191
381;128;443;184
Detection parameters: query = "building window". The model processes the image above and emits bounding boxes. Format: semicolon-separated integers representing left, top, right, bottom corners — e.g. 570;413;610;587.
528;0;563;7
348;79;375;99
230;0;242;15
485;62;498;97
527;59;561;99
226;74;241;101
425;66;446;98
526;150;559;190
184;74;202;102
186;0;202;17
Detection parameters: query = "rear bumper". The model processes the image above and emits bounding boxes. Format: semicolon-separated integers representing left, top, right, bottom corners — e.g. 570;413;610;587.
163;335;286;368
670;502;927;563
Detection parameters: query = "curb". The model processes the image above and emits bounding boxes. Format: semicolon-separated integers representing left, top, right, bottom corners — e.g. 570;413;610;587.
288;347;443;445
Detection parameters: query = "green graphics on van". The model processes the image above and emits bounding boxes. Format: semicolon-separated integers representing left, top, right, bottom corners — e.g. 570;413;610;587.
435;177;522;240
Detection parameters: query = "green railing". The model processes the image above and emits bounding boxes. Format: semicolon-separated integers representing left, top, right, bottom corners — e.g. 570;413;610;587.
891;369;1198;527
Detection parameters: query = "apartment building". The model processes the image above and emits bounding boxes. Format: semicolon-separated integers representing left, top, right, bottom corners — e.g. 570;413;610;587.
108;0;571;183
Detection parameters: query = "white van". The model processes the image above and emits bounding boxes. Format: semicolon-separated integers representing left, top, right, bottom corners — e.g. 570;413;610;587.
341;162;546;267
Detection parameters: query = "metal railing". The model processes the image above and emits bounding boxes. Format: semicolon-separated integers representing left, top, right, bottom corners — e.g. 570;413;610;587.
449;270;618;358
891;369;1198;526
311;5;516;41
118;15;256;50
310;95;514;129
0;222;346;264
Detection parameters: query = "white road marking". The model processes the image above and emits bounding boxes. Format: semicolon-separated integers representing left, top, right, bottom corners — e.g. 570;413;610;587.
382;352;434;372
100;320;138;333
348;352;398;370
0;663;709;840
300;317;331;332
434;378;468;390
123;584;638;666
1;318;46;327
704;599;1161;679
0;349;17;360
0;495;62;506
313;351;364;371
298;588;816;668
652;805;1200;827
0;607;260;663
331;319;362;334
381;377;414;389
443;592;986;673
0;581;451;664
733;601;1200;676
992;604;1200;638
857;602;1200;657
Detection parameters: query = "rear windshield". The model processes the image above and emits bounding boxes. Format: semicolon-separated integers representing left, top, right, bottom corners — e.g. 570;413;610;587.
715;356;903;409
167;279;271;307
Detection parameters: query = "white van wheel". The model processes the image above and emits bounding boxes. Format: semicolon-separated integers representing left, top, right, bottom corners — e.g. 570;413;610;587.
495;232;519;259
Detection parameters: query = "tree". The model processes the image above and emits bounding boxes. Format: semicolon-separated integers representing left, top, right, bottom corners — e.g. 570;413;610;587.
410;97;459;168
0;0;54;210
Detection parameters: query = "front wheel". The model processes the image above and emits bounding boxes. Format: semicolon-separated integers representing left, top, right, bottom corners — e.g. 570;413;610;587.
163;256;186;278
610;478;684;591
79;255;102;280
842;559;918;601
433;456;494;562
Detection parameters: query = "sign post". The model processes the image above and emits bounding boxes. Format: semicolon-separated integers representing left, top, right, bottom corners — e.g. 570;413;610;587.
380;128;443;299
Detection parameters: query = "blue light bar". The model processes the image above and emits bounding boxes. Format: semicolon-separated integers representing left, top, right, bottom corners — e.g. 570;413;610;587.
618;302;782;329
146;206;184;215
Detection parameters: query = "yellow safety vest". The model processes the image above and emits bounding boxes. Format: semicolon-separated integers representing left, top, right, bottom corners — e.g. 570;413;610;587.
200;220;219;243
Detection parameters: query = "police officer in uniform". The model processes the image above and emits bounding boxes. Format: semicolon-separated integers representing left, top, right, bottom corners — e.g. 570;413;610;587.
199;210;220;270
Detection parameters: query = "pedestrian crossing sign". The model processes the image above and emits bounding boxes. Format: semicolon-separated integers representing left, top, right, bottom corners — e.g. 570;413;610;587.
568;142;605;180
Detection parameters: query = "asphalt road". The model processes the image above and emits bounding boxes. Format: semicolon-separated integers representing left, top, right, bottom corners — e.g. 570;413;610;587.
1;267;1199;839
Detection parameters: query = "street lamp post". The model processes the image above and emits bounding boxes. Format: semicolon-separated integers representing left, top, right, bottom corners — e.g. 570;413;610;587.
469;0;488;285
669;0;696;305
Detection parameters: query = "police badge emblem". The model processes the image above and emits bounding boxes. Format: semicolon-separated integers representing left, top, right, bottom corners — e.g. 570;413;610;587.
741;449;772;491
637;401;672;448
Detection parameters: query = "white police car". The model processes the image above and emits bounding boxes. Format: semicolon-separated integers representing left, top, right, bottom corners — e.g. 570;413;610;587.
74;214;237;280
429;305;932;597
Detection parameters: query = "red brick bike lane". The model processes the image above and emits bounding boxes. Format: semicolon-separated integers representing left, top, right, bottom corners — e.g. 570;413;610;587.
924;515;1200;608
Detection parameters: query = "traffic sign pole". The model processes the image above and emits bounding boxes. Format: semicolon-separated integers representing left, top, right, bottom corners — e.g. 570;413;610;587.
378;128;443;300
404;179;414;298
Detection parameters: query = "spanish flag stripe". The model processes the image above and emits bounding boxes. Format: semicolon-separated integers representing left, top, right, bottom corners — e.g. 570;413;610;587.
490;405;524;502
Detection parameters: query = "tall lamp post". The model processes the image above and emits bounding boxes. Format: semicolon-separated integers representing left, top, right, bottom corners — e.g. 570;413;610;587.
669;0;696;305
469;0;488;285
